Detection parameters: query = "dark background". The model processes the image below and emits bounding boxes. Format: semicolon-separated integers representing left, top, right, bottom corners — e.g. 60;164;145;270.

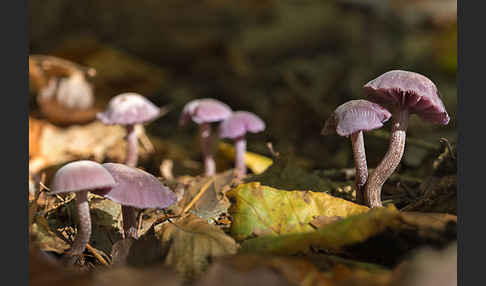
29;0;457;177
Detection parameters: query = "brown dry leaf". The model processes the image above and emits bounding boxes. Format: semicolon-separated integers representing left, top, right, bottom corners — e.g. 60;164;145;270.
28;120;153;173
30;216;70;254
171;170;234;220
155;214;237;280
309;215;343;229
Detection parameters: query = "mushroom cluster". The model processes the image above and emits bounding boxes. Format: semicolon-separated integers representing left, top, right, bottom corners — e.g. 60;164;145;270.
50;160;176;260
180;98;265;178
322;70;450;208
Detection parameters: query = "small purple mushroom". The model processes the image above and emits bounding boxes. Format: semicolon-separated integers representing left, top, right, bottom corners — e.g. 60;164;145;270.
180;98;232;176
50;160;116;256
363;70;450;207
219;111;265;178
97;93;160;168
322;100;391;204
98;163;177;239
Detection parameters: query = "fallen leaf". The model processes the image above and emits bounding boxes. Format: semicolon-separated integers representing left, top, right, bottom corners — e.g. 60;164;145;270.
170;170;234;220
31;216;70;254
239;206;401;255
218;142;273;175
155;214;237;280
94;265;182;286
227;182;369;241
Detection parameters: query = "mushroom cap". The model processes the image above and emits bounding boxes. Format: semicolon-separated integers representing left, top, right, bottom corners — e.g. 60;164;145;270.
97;163;177;209
219;111;266;139
322;100;392;137
179;98;232;126
364;70;450;125
97;93;160;125
56;73;94;110
50;160;116;194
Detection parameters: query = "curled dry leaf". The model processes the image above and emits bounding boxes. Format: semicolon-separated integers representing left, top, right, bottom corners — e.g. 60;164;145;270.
227;182;369;241
154;214;237;280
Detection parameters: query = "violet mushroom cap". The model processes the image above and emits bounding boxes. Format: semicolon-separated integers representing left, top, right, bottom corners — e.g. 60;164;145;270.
364;70;450;125
219;111;266;139
98;163;177;209
322;100;391;204
179;98;232;176
363;70;450;208
322;100;392;137
96;93;160;125
50;160;116;256
51;160;116;194
179;98;232;126
219;111;265;177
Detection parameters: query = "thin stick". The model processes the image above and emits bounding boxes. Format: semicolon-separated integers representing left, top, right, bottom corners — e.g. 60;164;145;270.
85;244;109;266
181;177;215;215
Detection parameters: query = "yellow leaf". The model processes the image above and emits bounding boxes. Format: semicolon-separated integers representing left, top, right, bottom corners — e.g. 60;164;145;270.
218;142;273;174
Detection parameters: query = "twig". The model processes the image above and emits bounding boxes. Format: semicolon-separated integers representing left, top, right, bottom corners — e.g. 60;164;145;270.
181;177;215;215
85;244;109;266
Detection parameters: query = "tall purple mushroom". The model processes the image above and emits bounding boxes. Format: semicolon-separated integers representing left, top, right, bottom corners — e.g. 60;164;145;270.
219;111;265;178
98;163;177;239
50;160;116;256
363;70;450;207
180;98;232;176
97;92;160;167
322;100;391;204
97;93;160;238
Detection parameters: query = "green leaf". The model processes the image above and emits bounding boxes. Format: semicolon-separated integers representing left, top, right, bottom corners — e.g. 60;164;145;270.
227;182;369;241
239;206;401;255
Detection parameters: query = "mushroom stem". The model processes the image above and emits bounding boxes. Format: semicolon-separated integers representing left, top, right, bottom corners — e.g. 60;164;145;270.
234;136;247;177
199;122;216;176
350;131;367;204
125;125;138;168
365;108;409;207
122;205;138;239
123;124;140;239
71;190;91;255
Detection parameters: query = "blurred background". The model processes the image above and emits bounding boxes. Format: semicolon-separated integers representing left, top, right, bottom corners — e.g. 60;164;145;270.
29;0;457;179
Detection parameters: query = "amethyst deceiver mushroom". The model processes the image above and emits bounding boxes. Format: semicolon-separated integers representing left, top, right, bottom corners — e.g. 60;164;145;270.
98;163;177;239
97;93;160;167
219;111;265;178
322;100;391;204
50;160;116;255
97;93;160;238
363;70;450;208
180;98;232;176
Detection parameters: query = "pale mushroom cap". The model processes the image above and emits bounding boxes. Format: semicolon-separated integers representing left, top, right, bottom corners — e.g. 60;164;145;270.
98;163;177;209
219;111;266;139
322;100;392;137
179;98;232;126
364;70;450;125
50;160;116;194
97;93;160;125
56;73;94;110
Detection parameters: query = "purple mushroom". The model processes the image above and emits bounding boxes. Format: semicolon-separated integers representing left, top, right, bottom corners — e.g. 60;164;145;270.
322;100;391;204
50;160;116;256
180;98;232;176
219;111;265;178
98;163;177;239
363;70;450;207
97;93;160;168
